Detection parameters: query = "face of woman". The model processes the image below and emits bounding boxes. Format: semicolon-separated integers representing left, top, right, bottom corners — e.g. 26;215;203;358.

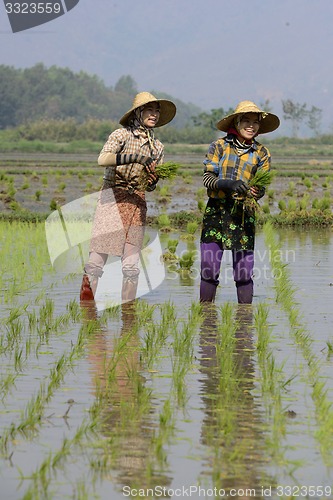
236;112;260;141
141;102;161;128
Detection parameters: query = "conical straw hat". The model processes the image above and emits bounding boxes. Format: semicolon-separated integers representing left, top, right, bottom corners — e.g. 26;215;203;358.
119;92;176;127
216;100;280;134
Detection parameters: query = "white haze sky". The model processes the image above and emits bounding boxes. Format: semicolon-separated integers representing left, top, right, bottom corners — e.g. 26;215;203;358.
1;0;333;135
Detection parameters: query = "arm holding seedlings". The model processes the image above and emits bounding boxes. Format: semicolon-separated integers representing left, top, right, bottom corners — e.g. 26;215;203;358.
97;128;157;189
203;140;249;196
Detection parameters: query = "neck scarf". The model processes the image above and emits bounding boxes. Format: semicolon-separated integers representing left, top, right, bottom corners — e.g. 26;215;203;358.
129;107;157;157
227;127;254;155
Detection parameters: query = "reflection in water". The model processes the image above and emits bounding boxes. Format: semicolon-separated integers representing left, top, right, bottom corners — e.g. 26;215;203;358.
82;302;172;493
198;303;274;496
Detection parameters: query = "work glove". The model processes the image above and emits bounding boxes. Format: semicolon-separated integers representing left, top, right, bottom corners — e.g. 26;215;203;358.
116;153;154;167
217;179;249;195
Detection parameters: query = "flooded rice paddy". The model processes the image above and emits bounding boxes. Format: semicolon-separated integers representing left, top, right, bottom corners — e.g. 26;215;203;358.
1;220;333;499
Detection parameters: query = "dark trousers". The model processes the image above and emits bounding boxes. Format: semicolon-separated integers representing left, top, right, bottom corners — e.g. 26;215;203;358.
200;242;254;304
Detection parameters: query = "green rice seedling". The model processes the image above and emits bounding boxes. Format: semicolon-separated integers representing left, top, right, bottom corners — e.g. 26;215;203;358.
197;199;206;212
287;198;297;211
158;185;170;199
42;175;48;186
262;203;270;214
160;301;178;334
250;168;275;189
35;190;42;201
49;198;58;211
8;200;21;211
326;340;333;356
286;181;295;196
65;299;81;321
178;250;195;270
167;238;178;254
142;302;174;369
303;178;313;189
158;398;173;432
312;198;319;209
14;348;24;372
254;303;271;354
196;187;206;199
171;355;190;407
139;162;180;190
157;213;171;230
7;184;16;198
186;221;198;235
278;199;286;211
134;300;156;326
318;197;331;211
21;181;30;190
267;188;275;200
155;161;179;180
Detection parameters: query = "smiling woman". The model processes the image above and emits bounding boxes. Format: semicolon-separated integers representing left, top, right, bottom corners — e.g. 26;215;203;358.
199;100;280;304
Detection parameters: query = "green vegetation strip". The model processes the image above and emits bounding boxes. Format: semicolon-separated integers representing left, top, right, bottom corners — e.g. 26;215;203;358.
264;221;333;464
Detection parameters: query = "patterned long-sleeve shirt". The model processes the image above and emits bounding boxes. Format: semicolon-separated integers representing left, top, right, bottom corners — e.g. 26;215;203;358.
99;126;164;192
203;135;271;199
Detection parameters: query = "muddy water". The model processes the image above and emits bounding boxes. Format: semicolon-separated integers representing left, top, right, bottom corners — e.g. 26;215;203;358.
1;226;333;499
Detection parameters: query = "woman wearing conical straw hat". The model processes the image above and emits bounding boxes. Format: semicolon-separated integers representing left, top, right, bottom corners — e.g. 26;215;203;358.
80;92;176;303
200;100;280;304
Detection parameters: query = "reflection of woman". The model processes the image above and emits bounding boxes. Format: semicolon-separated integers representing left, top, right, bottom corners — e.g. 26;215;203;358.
200;101;280;304
80;92;176;303
85;303;158;488
198;304;273;494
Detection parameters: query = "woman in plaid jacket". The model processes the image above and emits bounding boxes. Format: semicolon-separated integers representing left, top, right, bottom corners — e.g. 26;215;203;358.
200;101;280;304
80;92;176;303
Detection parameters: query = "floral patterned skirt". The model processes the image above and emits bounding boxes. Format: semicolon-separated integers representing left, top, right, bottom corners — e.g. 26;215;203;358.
89;187;146;256
200;197;256;251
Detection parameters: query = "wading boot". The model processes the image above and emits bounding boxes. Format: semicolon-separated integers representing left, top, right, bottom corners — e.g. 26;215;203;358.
121;277;138;303
80;274;98;302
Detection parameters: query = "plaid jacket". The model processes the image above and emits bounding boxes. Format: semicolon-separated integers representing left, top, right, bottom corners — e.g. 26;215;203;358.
203;135;271;198
100;127;164;192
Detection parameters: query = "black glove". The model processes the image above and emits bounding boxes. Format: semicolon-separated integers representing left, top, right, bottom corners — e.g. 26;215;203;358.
217;179;249;195
116;153;154;167
136;155;155;167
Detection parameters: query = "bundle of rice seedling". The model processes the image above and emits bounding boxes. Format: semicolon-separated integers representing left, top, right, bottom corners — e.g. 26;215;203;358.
155;161;180;180
232;169;275;220
249;168;275;190
139;161;180;190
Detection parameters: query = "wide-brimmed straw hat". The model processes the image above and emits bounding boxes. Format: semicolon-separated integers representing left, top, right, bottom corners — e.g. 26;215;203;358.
119;92;176;127
216;100;280;134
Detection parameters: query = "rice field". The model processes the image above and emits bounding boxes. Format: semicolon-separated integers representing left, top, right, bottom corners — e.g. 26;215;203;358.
1;218;333;499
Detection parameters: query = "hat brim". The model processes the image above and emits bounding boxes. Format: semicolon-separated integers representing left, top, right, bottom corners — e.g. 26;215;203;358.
217;112;280;134
119;99;176;127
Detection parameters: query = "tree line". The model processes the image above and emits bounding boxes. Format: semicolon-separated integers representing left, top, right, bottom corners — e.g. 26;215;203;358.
0;63;325;140
0;64;200;130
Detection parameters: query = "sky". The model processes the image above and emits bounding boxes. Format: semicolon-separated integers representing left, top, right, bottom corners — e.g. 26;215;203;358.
1;0;333;136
